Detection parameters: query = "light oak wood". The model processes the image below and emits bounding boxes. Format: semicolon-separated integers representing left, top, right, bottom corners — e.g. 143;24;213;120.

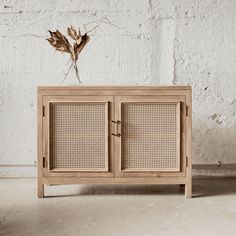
38;85;191;96
42;96;113;177
185;91;192;198
37;86;192;198
115;96;184;175
37;90;44;198
41;177;186;185
176;102;181;172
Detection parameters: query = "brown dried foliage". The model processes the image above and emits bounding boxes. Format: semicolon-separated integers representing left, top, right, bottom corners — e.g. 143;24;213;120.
47;25;90;62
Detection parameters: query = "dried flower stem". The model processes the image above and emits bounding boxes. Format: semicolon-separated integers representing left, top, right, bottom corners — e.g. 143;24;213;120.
73;61;82;83
63;61;74;81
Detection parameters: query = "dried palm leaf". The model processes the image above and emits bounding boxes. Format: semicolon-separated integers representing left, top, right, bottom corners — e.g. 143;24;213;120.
68;26;82;45
74;34;90;60
47;30;71;53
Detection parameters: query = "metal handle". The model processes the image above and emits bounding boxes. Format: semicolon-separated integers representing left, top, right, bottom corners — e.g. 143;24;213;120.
111;120;121;137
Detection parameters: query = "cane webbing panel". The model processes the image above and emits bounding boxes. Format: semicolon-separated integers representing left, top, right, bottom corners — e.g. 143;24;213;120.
49;102;107;170
121;103;179;171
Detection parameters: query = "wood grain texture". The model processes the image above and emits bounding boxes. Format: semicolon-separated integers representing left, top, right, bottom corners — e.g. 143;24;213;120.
41;177;186;185
42;96;114;178
115;95;184;176
37;90;44;198
185;91;192;198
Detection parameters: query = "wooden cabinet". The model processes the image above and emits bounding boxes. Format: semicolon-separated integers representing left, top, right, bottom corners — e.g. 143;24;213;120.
38;86;192;198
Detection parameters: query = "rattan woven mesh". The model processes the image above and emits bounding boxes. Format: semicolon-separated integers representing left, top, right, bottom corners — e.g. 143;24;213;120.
49;103;107;170
121;103;178;170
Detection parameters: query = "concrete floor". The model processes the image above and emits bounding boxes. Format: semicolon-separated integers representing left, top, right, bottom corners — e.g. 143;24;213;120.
0;178;236;236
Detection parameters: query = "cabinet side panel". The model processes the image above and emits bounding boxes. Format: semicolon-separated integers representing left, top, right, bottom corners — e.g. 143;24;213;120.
37;90;44;197
185;90;192;198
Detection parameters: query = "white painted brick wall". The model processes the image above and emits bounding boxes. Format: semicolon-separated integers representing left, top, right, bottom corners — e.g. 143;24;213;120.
0;0;236;176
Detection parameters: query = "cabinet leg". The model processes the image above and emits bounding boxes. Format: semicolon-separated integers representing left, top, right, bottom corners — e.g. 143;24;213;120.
38;182;44;198
185;183;192;198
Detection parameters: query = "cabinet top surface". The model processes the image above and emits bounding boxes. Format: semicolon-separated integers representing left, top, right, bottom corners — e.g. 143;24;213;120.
38;85;192;91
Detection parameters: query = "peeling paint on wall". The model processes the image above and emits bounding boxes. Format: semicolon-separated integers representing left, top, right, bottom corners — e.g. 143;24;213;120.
209;113;226;125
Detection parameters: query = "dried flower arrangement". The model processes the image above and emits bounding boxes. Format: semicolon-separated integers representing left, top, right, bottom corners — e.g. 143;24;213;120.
46;18;121;83
47;26;90;83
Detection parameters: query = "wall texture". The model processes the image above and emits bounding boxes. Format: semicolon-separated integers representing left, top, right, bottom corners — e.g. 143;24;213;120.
0;0;236;177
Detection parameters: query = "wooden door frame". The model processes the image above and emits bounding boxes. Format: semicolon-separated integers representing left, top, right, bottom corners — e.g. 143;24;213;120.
114;95;187;178
40;95;115;178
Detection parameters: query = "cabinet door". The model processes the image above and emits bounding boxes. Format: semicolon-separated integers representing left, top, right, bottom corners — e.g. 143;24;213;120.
115;96;186;177
42;96;114;177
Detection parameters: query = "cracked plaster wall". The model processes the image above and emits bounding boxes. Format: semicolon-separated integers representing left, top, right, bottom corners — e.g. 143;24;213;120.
0;0;236;176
